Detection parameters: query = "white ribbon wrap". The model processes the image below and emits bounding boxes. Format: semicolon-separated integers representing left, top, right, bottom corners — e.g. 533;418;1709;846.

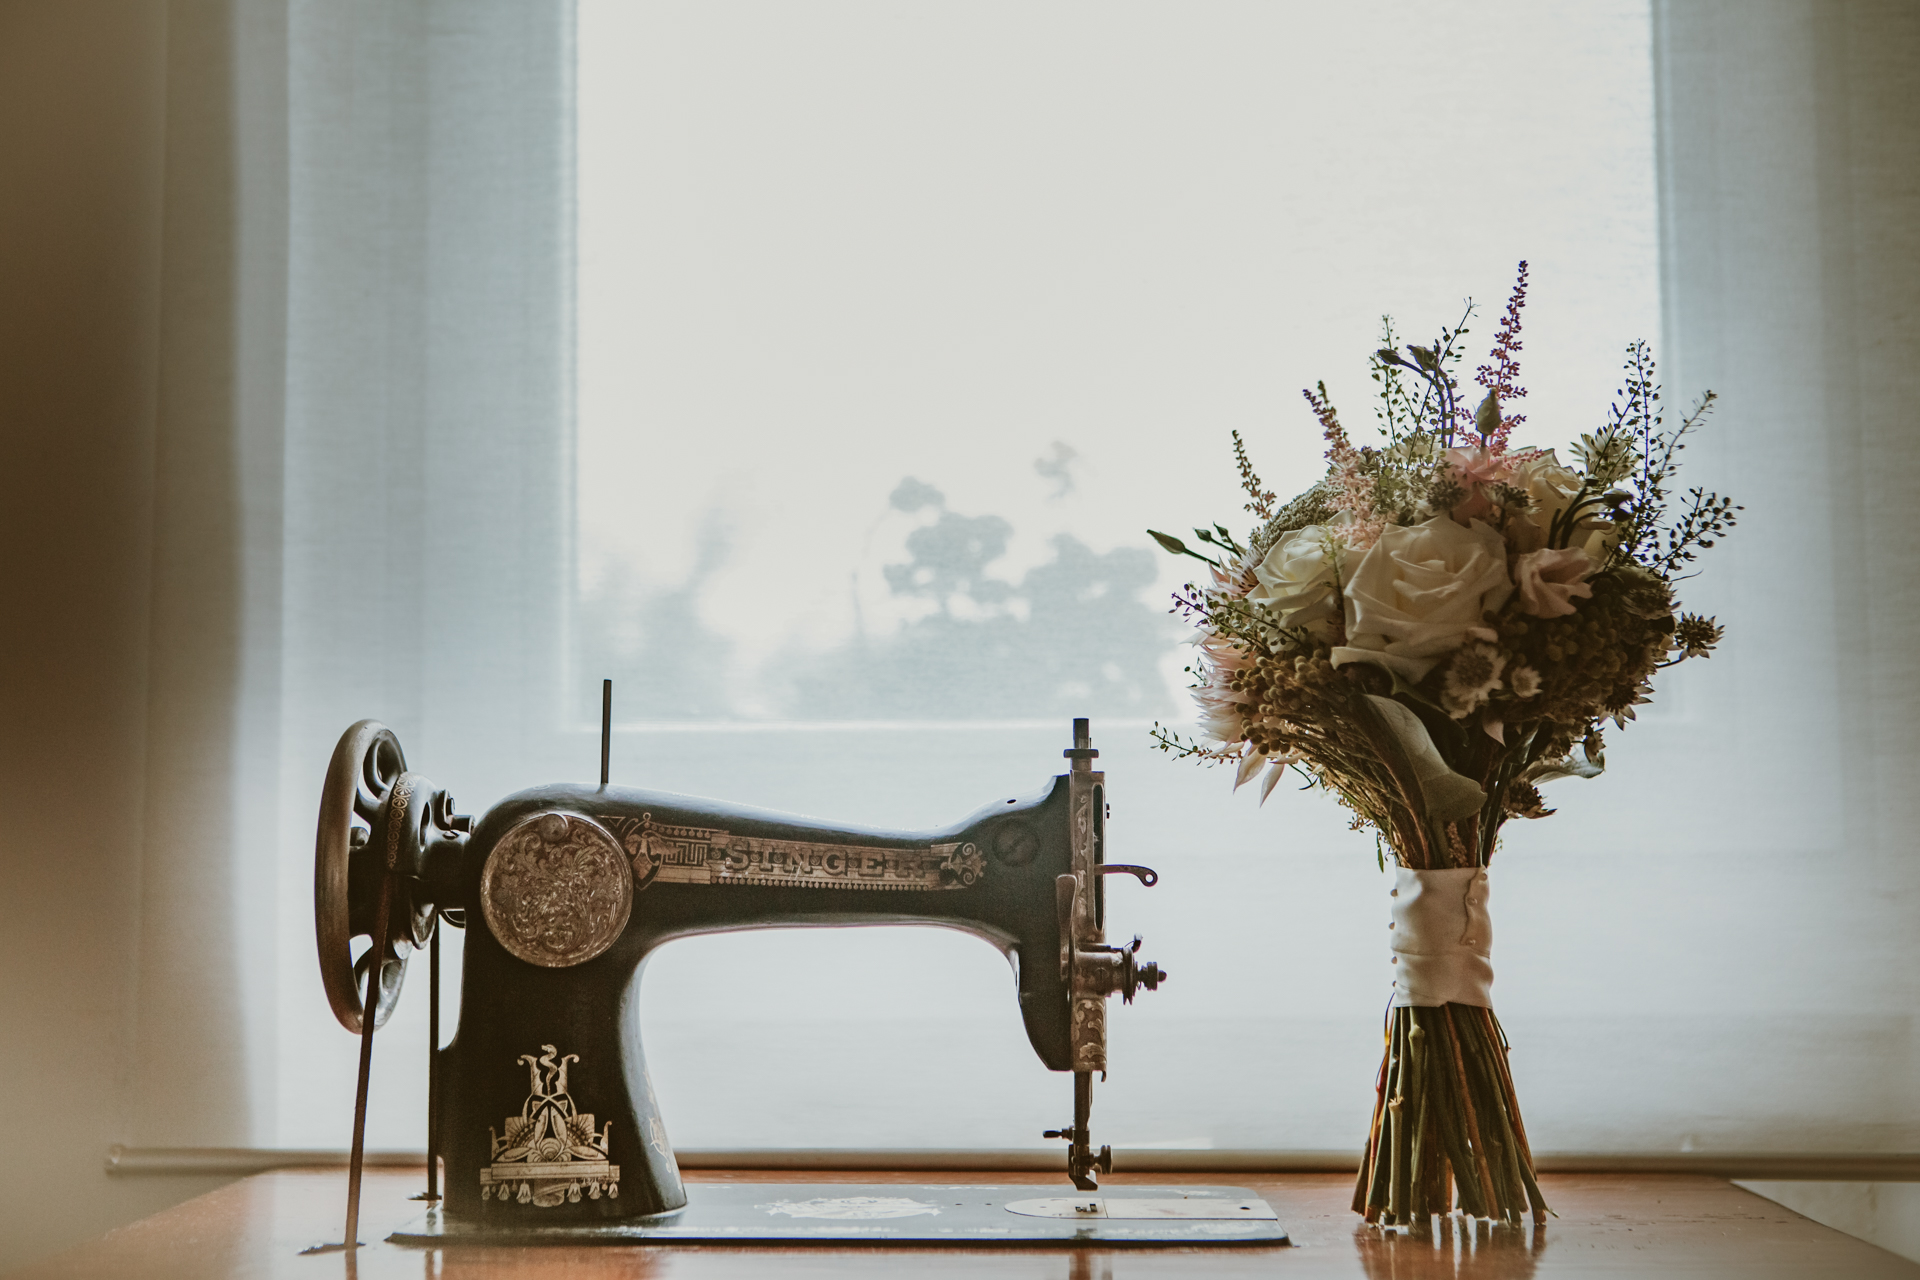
1389;865;1494;1008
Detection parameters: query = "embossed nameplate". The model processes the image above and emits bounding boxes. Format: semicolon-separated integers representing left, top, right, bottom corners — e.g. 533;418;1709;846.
608;813;984;892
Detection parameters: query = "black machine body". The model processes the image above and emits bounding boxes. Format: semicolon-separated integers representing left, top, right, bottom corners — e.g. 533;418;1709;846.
314;717;1164;1228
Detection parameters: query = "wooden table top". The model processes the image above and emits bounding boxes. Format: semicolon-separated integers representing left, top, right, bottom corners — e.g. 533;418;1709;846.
14;1167;1918;1279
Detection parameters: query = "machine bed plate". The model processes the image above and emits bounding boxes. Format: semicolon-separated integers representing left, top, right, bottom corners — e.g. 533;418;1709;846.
388;1182;1289;1247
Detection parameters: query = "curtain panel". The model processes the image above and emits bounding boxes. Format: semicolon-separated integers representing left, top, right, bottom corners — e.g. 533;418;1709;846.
268;0;578;1144
0;3;576;1262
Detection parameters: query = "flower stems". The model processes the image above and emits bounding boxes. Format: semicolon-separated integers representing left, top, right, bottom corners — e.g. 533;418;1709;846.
1353;1003;1548;1227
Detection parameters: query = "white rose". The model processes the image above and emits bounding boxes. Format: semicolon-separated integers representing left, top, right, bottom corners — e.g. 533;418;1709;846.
1511;451;1583;524
1508;450;1614;564
1248;523;1347;635
1331;515;1512;682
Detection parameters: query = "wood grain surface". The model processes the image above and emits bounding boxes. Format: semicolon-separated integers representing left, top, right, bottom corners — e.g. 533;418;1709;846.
13;1167;1918;1279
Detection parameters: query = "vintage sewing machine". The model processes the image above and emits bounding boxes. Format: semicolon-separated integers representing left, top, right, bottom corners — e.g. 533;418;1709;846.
312;711;1283;1247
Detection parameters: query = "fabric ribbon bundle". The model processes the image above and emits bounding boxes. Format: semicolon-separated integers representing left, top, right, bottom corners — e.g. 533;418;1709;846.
1358;866;1541;1224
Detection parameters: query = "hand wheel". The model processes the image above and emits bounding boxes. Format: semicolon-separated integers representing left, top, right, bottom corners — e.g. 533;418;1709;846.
315;720;421;1033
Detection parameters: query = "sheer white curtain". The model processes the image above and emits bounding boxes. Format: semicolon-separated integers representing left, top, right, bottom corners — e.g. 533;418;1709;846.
1656;0;1920;1253
0;0;578;1261
263;1;581;1147
93;0;586;1167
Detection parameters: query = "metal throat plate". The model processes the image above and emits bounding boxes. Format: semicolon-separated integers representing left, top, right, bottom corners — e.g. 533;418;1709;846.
388;1183;1288;1248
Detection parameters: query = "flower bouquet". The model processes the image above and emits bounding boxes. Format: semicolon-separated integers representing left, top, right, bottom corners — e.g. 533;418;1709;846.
1150;264;1735;1226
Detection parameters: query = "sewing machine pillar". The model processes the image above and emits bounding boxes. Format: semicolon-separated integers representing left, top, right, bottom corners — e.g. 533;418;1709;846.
439;929;684;1216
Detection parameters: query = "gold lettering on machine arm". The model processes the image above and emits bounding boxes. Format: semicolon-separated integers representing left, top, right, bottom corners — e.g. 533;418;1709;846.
611;813;983;891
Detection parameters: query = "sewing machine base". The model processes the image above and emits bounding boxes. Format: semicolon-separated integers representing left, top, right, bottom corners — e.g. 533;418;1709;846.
387;1183;1289;1247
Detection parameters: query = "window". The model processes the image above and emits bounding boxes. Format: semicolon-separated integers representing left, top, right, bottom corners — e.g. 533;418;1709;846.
269;0;1661;1154
564;0;1661;1154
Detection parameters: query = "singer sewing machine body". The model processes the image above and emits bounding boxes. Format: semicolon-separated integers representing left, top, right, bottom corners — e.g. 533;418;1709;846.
318;719;1182;1239
441;772;1104;1223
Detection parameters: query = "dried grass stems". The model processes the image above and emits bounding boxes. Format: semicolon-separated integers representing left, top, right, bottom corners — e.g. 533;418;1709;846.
1354;1004;1547;1227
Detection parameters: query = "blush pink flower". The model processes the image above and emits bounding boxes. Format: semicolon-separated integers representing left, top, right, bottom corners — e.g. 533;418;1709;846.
1512;547;1594;618
1444;446;1513;523
1447;446;1511;487
1208;547;1261;600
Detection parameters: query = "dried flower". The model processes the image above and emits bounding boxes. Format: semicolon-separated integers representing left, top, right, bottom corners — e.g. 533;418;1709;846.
1441;643;1507;718
1502;780;1553;819
1474;261;1530;450
1508;665;1542;699
1443;445;1513;522
1673;613;1724;659
1305;382;1386;548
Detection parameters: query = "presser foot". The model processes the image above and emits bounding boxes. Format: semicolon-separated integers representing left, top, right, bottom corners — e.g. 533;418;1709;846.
1072;1144;1114;1192
1042;1124;1113;1191
1044;1070;1113;1190
1052;1128;1113;1197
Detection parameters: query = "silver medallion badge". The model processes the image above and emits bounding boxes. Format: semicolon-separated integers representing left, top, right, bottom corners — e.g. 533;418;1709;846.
480;812;633;968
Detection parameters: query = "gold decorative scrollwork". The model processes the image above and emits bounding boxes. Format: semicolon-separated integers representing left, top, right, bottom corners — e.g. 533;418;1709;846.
481;1043;620;1208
